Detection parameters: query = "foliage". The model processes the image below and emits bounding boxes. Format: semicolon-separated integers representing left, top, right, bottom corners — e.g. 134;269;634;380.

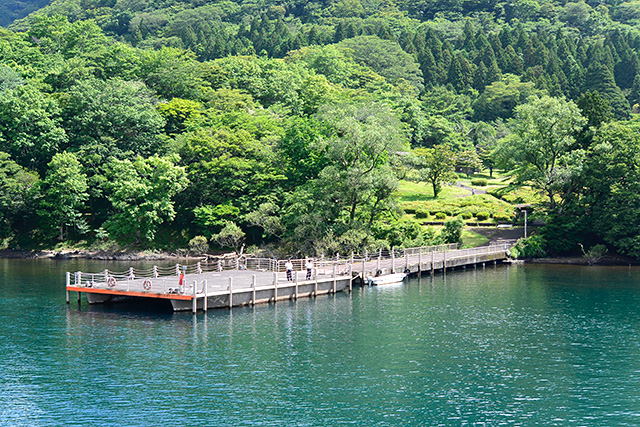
580;243;608;265
415;145;457;198
103;155;188;245
583;121;640;257
188;235;209;255
212;221;245;254
0;152;39;243
510;235;547;259
4;0;640;257
38;152;88;241
471;178;488;186
499;95;587;212
440;217;464;244
475;211;490;221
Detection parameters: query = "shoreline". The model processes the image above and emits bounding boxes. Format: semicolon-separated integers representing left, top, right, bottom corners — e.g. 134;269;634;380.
525;256;640;266
2;248;639;266
0;249;194;261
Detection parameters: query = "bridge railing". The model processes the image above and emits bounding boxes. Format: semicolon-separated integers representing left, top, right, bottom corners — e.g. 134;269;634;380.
68;243;511;288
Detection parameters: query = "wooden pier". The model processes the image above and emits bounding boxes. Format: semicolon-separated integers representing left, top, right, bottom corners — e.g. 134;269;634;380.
65;244;511;312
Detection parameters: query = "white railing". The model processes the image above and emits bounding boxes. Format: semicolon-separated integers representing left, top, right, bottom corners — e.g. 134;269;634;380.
68;243;511;289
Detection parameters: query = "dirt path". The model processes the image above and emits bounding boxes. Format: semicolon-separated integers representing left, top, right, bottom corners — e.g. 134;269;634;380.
471;226;525;247
455;181;486;197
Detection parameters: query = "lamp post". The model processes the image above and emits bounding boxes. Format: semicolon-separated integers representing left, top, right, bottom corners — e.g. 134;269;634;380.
521;210;528;238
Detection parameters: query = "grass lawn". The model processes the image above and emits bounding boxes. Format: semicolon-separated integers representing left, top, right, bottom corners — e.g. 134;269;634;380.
461;228;489;248
397;181;469;201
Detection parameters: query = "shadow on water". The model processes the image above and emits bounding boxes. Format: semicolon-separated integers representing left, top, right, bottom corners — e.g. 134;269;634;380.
81;295;176;317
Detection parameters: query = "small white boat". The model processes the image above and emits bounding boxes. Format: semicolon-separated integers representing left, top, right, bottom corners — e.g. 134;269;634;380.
366;272;407;286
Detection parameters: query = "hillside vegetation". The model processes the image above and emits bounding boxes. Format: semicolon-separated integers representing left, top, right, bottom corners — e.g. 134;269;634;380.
0;0;640;257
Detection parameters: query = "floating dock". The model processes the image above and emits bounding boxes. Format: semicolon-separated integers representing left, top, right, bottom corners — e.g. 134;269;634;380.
66;244;511;312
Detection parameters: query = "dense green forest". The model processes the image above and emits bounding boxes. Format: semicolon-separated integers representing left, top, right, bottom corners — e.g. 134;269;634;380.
0;0;50;27
2;0;640;257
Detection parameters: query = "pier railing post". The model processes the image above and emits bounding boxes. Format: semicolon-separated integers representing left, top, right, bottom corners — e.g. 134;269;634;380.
66;272;70;304
349;264;353;292
332;264;337;293
176;264;180;275
252;275;256;305
294;271;298;300
153;265;158;278
391;247;395;273
443;248;447;273
228;277;233;309
431;251;434;276
203;280;208;312
76;272;81;302
314;266;318;297
419;250;422;273
362;259;366;283
192;281;197;314
273;272;278;302
197;262;202;274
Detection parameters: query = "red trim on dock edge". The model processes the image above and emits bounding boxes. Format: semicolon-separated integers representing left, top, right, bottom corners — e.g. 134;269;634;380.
66;286;193;300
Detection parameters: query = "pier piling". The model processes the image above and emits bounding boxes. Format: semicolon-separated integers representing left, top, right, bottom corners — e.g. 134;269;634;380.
66;272;70;304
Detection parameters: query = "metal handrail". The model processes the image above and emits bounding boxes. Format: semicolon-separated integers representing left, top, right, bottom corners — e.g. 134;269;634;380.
69;243;510;287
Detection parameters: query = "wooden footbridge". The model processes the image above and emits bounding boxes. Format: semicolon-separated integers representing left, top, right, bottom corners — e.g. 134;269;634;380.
66;243;511;312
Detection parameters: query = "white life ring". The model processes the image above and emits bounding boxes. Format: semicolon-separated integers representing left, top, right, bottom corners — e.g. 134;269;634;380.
107;276;116;288
143;279;152;291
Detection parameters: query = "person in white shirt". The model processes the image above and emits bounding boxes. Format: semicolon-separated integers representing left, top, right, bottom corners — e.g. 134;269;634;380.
285;260;294;282
305;259;313;280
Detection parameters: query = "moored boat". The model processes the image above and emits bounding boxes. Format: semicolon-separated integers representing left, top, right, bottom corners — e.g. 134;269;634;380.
366;272;407;286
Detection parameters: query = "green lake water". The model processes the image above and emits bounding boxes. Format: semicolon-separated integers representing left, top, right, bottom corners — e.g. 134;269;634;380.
2;259;640;426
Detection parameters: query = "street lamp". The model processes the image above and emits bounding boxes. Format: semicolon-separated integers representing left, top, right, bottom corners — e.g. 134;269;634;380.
521;210;528;239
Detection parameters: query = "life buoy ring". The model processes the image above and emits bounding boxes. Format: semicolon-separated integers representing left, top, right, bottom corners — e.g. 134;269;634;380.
107;276;116;288
143;279;152;291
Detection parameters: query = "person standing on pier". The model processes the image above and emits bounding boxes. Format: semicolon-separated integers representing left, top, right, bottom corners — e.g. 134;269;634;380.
285;259;294;282
305;259;313;280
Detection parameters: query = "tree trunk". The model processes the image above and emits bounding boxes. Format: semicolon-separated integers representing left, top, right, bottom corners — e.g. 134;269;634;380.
432;181;440;198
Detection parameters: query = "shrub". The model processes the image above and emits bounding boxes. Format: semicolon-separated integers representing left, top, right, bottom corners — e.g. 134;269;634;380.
189;235;209;254
460;211;473;219
441;217;464;244
580;243;608;265
510;235;546;259
415;209;430;219
493;212;512;222
471;178;488;186
476;211;490;221
404;206;417;214
435;212;446;220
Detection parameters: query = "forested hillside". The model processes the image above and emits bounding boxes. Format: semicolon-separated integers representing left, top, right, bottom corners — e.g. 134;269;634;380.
0;0;50;27
2;0;640;257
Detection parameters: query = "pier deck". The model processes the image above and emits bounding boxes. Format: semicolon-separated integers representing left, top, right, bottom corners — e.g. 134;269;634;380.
66;244;511;312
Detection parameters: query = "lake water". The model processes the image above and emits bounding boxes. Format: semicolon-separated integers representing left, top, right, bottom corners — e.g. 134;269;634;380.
2;259;640;426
